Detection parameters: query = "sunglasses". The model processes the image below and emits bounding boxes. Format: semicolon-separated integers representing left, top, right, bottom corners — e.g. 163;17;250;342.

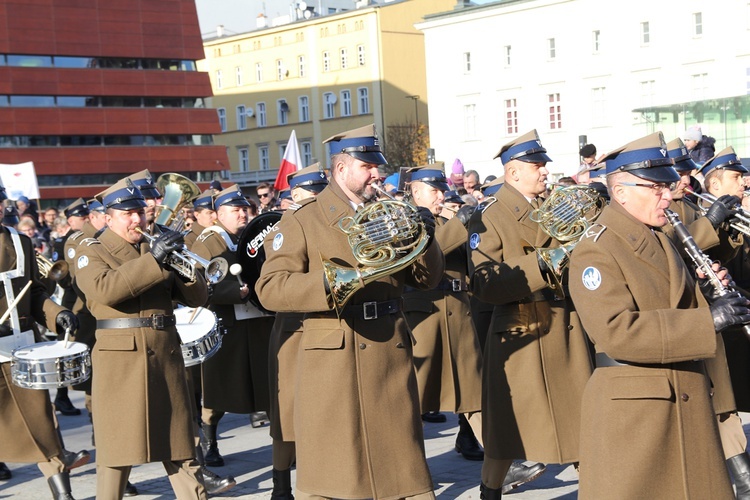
258;192;271;198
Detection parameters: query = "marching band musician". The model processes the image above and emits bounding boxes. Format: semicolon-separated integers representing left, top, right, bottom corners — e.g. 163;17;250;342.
467;130;593;497
256;124;443;499
267;163;328;497
568;132;749;499
75;178;209;499
126;170;163;235
183;190;216;249
191;185;272;467
0;180;83;499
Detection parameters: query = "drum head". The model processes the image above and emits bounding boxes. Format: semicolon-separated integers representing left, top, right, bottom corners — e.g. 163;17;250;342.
237;211;282;311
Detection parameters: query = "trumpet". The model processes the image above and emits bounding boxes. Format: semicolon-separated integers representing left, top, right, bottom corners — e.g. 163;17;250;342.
135;228;229;285
684;187;750;237
36;252;69;282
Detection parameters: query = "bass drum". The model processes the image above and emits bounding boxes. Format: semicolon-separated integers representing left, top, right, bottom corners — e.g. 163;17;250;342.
237;211;282;311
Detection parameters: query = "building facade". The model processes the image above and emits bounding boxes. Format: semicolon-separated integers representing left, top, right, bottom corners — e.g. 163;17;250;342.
417;0;750;180
0;0;227;207
199;0;455;188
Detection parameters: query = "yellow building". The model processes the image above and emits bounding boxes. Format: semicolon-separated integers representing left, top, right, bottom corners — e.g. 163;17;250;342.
199;0;455;188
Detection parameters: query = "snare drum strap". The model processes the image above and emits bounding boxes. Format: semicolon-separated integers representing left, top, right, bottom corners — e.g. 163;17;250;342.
0;227;26;340
201;225;237;252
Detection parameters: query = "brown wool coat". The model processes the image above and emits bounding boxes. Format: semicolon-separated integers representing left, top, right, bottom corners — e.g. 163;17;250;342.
569;202;733;500
183;221;205;250
0;228;65;463
191;222;271;414
256;179;444;499
75;229;207;466
468;183;593;464
268;311;303;441
403;215;482;413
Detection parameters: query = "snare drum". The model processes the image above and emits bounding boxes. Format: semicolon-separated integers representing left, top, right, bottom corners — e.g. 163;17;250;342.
11;341;91;389
175;307;222;367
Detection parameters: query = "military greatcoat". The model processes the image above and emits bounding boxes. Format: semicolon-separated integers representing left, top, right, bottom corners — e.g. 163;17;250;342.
0;227;65;463
256;179;444;499
268;311;303;441
191;221;272;414
403;215;482;413
75;229;208;467
468;183;593;464
183;221;205;250
569;201;733;499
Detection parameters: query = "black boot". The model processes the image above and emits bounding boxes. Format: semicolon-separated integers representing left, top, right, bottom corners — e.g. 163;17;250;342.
728;453;750;499
201;466;236;495
421;411;447;423
62;449;91;471
203;424;224;467
47;472;75;500
480;482;501;500
0;462;11;481
89;412;95;447
271;468;294;499
123;481;138;497
251;411;270;428
502;461;546;494
455;414;484;461
54;388;81;416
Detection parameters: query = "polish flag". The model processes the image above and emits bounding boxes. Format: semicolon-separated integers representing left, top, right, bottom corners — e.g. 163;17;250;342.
274;130;302;191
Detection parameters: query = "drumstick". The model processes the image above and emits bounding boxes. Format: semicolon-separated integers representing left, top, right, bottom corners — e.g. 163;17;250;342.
63;328;71;349
188;307;201;325
229;263;245;287
0;280;32;325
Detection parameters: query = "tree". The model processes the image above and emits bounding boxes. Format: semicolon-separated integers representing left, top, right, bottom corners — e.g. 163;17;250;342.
383;121;429;173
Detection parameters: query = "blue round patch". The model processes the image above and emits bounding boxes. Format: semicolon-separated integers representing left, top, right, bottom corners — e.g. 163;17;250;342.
272;232;284;251
469;233;481;250
52;251;58;261
582;266;602;291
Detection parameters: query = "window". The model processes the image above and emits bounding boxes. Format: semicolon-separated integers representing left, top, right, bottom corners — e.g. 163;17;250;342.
278;100;289;125
323;92;335;119
217;108;227;132
299;96;310;122
340;48;348;69
592;87;606;126
235;66;242;86
236;105;247;130
504;98;518;135
258;146;269;170
548;93;562;130
358;87;369;115
323;51;330;72
357;45;365;66
298;55;306;77
256;63;263;83
341;90;351;116
548;38;556;59
464;104;477;139
238;148;249;172
693;12;703;36
691;73;708;99
592;30;600;53
504;45;511;66
463;52;471;73
257;102;267;127
639;80;656;107
216;70;223;89
641;21;650;44
302;141;313;167
277;59;285;81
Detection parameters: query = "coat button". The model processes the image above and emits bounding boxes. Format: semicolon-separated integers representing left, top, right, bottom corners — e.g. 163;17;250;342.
448;311;452;316
396;342;404;348
681;393;689;402
568;325;574;330
359;343;366;350
147;349;155;355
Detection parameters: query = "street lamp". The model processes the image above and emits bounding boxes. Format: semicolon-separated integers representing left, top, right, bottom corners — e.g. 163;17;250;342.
405;95;420;129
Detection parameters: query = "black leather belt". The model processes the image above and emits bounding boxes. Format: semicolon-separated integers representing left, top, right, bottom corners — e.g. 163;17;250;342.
435;279;468;292
340;298;401;321
97;314;176;330
516;288;563;304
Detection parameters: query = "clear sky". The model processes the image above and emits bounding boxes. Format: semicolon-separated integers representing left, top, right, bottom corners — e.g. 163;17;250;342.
194;0;495;37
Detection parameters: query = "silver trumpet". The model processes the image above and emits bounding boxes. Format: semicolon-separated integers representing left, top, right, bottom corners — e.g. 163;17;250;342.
136;228;229;284
685;187;750;237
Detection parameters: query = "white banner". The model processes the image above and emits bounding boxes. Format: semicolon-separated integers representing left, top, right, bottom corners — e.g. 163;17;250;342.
0;162;41;200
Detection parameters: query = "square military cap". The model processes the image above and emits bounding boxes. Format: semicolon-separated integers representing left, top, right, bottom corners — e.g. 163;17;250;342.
494;129;553;165
193;189;215;211
126;169;162;199
214;184;251;208
602;132;679;183
324;124;387;165
87;198;105;213
288;163;328;193
2;204;18;226
408;162;450;192
666;138;699;173
481;176;505;197
443;190;465;205
96;177;147;211
63;198;90;218
698;146;748;176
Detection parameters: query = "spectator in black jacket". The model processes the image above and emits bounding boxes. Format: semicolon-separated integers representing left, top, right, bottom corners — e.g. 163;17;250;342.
682;126;716;165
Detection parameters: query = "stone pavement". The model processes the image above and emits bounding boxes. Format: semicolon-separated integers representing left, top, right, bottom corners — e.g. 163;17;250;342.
0;389;582;499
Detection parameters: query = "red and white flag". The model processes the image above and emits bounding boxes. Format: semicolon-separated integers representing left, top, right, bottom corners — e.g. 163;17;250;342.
0;161;40;200
274;129;302;191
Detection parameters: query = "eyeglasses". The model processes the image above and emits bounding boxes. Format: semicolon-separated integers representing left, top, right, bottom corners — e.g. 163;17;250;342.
619;181;676;193
257;192;271;198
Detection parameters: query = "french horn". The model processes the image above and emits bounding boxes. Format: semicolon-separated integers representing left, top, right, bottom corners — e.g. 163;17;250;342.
36;252;69;282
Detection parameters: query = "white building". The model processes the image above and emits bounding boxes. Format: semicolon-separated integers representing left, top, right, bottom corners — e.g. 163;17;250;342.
417;0;750;180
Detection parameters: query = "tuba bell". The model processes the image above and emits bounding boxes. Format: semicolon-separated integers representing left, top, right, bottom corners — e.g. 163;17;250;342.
155;173;202;230
36;252;69;282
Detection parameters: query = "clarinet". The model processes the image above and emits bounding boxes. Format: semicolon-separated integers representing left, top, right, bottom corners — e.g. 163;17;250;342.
664;208;750;339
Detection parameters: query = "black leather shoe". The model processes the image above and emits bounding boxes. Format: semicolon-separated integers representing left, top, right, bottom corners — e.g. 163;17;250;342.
0;462;11;481
54;390;82;416
251;411;269;428
271;468;294;499
728;453;750;499
123;481;138;497
203;424;225;467
201;466;236;495
62;449;91;471
480;482;502;500
502;461;546;494
421;411;447;423
455;414;484;461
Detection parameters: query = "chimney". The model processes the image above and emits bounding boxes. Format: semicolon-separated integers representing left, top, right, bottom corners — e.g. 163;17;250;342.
257;13;267;28
454;0;475;9
216;25;224;37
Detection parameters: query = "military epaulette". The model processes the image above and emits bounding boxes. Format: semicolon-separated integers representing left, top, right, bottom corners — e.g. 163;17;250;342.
292;197;316;212
69;230;85;242
81;238;100;246
197;230;217;243
477;197;497;214
582;223;606;242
